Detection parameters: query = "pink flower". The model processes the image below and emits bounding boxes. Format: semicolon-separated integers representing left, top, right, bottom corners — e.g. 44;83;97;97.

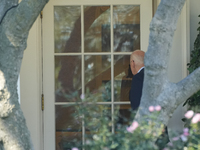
80;94;85;100
131;121;139;128
126;126;133;133
126;121;139;133
184;110;194;119
155;105;161;111
149;106;154;112
183;128;189;133
72;148;79;150
191;113;200;124
183;132;189;136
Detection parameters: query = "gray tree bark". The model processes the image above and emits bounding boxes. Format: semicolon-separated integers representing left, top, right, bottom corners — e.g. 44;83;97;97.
135;0;200;138
0;0;49;149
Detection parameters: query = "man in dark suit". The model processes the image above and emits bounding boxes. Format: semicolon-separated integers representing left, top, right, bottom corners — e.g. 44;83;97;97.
129;50;169;148
129;50;145;110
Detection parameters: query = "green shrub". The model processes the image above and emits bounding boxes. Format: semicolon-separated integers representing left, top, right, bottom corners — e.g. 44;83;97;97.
66;92;200;150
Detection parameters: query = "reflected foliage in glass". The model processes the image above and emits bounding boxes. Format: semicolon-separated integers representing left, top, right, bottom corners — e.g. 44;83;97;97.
113;5;140;52
114;55;133;102
114;104;133;127
55;105;82;150
84;6;111;52
55;56;81;102
113;5;140;24
85;55;111;102
54;6;81;53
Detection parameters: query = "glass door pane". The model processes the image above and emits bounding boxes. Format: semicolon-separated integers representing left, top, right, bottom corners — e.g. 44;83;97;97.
54;6;83;150
55;56;82;102
85;55;111;102
55;105;82;149
115;104;132;127
84;6;111;52
113;5;140;52
114;55;132;102
54;6;81;53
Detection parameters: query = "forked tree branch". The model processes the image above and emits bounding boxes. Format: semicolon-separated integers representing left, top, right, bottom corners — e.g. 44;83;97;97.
143;0;186;101
175;67;200;105
135;0;187;129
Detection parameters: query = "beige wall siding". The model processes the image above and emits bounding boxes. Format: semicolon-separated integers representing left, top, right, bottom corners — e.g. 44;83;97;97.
190;0;200;51
20;17;42;150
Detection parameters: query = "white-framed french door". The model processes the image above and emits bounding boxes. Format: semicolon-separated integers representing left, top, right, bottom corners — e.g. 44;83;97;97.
43;0;152;149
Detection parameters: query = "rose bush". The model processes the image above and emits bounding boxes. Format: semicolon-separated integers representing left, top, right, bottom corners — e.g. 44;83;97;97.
67;92;200;150
62;91;200;150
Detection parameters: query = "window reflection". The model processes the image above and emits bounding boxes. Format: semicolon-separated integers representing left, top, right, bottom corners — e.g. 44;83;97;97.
55;56;82;102
114;55;133;102
113;24;140;52
55;105;82;150
113;5;140;24
113;5;140;52
84;6;111;52
85;55;111;102
115;104;133;128
54;6;81;53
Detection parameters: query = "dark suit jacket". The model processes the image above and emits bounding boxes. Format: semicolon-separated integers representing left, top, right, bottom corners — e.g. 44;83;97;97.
129;68;170;146
129;68;144;110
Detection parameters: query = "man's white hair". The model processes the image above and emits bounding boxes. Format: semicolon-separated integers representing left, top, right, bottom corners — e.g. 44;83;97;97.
132;54;144;65
130;50;145;65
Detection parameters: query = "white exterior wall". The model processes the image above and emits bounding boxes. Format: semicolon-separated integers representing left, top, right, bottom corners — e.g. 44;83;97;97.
20;1;200;149
190;0;200;51
20;17;43;150
167;0;200;137
167;1;190;135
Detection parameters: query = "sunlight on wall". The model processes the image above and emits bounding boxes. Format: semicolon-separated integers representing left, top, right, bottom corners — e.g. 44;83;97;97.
0;71;5;90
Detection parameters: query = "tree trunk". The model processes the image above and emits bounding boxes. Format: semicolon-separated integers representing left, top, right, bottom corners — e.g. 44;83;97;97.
135;0;200;139
0;0;49;149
